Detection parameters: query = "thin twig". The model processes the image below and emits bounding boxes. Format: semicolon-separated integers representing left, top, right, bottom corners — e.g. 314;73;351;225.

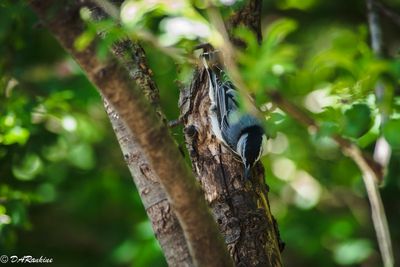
344;146;393;267
367;0;392;169
366;2;394;266
367;0;383;56
269;90;393;267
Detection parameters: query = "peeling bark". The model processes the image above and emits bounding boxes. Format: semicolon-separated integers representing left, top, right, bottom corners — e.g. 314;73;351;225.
180;69;283;266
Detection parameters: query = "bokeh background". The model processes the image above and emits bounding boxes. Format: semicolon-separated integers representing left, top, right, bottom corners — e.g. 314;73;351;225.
1;0;399;266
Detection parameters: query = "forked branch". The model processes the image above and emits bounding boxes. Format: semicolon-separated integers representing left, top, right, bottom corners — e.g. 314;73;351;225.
29;1;233;266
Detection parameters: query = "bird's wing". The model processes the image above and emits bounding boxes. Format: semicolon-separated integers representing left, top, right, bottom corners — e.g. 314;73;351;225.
219;86;242;149
217;75;238;120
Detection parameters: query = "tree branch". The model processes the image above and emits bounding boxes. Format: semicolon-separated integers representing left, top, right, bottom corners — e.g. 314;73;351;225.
207;2;393;265
267;91;383;179
181;1;284;265
88;3;192;265
104;100;192;266
365;1;394;266
367;0;383;57
268;90;394;267
366;0;392;170
29;1;233;266
180;70;283;266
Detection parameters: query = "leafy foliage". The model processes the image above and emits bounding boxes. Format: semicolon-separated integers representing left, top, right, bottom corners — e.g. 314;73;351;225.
1;0;400;266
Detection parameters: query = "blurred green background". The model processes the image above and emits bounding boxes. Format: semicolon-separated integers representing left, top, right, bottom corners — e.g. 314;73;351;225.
1;0;399;266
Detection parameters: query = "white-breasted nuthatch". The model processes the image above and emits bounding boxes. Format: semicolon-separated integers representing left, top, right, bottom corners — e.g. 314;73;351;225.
198;44;267;179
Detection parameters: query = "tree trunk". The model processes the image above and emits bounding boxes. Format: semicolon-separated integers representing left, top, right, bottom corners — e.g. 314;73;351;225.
180;68;283;267
179;2;283;265
104;100;192;266
29;1;233;266
90;4;193;264
29;0;284;266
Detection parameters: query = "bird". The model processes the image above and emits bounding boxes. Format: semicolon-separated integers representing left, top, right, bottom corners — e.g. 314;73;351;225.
198;44;267;179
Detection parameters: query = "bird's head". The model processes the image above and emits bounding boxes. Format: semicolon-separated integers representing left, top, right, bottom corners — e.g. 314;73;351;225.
237;127;264;179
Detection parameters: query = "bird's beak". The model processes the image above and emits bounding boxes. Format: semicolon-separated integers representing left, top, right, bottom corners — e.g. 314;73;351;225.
244;164;251;179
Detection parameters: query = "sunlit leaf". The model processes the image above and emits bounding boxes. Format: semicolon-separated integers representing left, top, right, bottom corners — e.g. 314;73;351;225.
333;239;373;265
277;0;318;10
263;18;298;49
74;30;96;52
2;126;30;145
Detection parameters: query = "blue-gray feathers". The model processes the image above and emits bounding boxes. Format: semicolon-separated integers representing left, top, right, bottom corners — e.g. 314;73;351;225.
201;51;266;178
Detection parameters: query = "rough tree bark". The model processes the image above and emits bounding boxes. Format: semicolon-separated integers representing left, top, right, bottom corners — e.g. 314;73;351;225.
104;41;192;266
29;1;233;267
180;69;283;267
29;0;285;266
104;100;192;266
179;2;284;266
89;3;192;265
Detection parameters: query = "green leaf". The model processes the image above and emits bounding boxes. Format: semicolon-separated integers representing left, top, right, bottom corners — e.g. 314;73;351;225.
74;30;96;52
277;0;318;10
36;183;57;203
333;239;373;265
68;143;95;170
12;154;43;181
2;126;30;145
383;119;400;149
233;27;258;53
9;201;29;227
263;19;298;50
318;121;339;138
342;103;372;138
